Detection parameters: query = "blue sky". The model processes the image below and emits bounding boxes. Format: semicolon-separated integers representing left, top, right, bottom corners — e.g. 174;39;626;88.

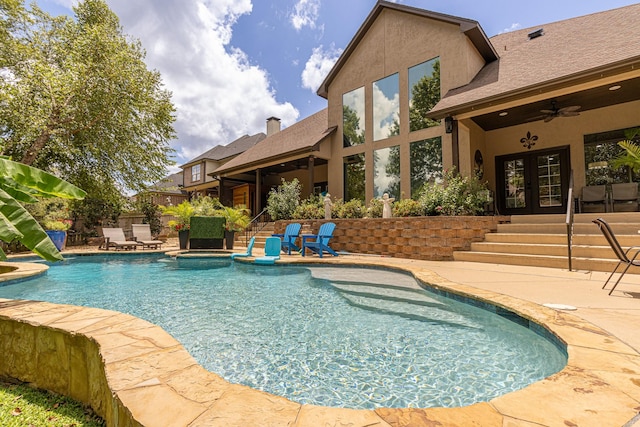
36;0;639;170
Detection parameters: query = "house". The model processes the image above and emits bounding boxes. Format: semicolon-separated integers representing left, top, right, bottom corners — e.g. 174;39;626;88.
217;1;640;216
180;131;266;203
141;171;188;207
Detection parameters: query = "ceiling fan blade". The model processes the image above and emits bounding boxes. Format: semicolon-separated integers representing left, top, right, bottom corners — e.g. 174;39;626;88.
540;109;555;114
544;115;555;122
559;111;580;117
558;105;581;113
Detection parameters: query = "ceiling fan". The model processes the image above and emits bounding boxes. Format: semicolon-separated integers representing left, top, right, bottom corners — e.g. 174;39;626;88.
540;100;581;122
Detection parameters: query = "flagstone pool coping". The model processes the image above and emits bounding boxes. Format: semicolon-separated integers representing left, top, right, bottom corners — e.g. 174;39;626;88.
0;255;639;426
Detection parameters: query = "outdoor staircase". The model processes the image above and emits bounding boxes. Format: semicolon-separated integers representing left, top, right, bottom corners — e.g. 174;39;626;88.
235;222;276;249
453;212;640;273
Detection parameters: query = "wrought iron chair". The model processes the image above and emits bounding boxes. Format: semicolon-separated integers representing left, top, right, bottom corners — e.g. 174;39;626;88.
593;218;640;295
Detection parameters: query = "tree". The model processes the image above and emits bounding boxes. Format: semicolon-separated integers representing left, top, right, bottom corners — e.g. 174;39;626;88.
610;127;640;182
342;105;365;147
0;157;86;261
409;59;441;132
0;0;176;205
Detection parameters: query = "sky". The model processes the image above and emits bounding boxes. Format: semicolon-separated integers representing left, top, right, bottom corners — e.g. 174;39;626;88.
36;0;640;172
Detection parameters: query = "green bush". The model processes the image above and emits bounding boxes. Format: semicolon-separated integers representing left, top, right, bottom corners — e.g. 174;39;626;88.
418;168;492;216
266;178;301;220
333;198;365;219
293;194;324;219
393;198;423;217
366;198;383;218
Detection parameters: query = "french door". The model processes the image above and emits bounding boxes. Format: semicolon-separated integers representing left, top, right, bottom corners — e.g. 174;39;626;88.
496;146;571;215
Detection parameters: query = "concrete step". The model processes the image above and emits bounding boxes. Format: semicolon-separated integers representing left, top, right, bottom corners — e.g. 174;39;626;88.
452;251;620;272
484;233;639;246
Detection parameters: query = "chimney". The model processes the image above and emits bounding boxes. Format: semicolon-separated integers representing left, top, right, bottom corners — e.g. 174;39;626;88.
266;116;281;136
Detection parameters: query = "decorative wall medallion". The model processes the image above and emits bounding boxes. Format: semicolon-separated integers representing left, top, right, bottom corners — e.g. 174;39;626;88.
520;131;538;149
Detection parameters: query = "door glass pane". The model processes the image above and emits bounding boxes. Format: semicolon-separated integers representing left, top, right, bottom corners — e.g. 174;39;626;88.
538;154;562;207
504;159;525;208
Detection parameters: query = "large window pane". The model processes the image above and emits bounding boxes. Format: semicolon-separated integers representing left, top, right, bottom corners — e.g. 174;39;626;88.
584;127;640;185
343;87;365;147
410;137;442;197
373;74;399;141
344;153;365;202
408;57;441;132
374;146;400;199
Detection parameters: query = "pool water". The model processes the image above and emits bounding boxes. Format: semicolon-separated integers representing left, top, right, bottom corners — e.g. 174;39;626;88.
0;255;567;409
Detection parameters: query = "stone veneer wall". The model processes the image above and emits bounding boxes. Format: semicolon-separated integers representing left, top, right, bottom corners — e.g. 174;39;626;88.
275;216;509;260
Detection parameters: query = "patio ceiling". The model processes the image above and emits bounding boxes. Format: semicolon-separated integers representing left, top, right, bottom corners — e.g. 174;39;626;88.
471;76;640;131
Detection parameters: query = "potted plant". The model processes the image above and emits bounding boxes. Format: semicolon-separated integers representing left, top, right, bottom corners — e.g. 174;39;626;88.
217;205;251;250
43;219;72;251
161;201;195;250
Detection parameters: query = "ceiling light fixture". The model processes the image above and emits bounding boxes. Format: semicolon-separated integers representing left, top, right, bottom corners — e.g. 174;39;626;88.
499;111;508;117
609;85;621;91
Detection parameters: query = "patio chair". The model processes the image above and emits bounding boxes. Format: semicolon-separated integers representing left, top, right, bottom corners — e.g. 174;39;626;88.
131;224;163;249
580;185;608;213
254;236;281;265
272;222;301;254
230;237;255;260
593;218;640;295
611;182;639;212
301;222;338;258
100;228;140;251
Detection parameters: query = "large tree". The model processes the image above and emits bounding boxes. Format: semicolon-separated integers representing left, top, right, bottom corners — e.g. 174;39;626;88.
0;0;176;204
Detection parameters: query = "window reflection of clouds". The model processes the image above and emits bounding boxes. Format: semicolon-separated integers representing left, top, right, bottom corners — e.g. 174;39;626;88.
373;74;399;141
374;145;400;199
342;87;365;147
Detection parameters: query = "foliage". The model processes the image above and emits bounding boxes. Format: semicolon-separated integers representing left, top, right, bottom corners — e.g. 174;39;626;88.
393;198;423;217
218;205;250;232
70;197;121;233
0;379;104;426
0;157;85;261
366;198;383;218
409;59;441;131
160;200;194;231
43;219;72;231
190;195;223;216
333;198;366;219
418;168;492;216
266;178;301;220
293;194;324;219
135;194;162;236
344;153;366;202
0;0;176;204
610;128;640;182
342;104;365;147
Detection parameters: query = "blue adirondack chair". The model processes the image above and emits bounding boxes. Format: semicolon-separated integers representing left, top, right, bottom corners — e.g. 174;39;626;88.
254;236;281;264
272;222;302;254
301;222;338;258
230;237;255;260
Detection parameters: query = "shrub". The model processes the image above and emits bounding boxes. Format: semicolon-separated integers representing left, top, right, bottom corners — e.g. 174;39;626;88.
333;198;365;219
418;168;492;216
293;194;324;219
393;198;423;217
366;198;383;218
266;178;301;220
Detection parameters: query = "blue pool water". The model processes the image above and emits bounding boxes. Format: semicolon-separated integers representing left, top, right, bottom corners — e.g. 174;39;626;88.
0;255;567;409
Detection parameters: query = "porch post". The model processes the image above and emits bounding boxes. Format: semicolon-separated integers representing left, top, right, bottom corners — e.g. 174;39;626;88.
451;119;460;171
255;168;262;214
307;156;315;197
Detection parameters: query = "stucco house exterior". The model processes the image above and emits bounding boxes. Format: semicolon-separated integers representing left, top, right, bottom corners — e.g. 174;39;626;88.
215;1;640;216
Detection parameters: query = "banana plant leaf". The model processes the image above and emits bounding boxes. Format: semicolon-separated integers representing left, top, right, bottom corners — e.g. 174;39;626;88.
0;157;87;200
0;187;63;261
0;177;40;204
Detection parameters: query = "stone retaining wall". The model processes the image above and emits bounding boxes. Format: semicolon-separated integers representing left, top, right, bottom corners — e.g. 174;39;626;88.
275;216;509;260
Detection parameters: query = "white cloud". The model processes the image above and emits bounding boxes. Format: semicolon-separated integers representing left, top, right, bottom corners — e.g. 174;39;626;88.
104;0;299;163
301;45;342;93
290;0;321;31
499;23;521;34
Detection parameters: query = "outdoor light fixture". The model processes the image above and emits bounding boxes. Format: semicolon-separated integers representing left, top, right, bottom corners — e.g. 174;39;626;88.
445;116;454;133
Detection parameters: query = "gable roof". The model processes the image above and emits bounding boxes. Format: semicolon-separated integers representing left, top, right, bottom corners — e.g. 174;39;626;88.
181;132;266;167
429;4;640;118
148;172;184;194
317;0;497;98
214;109;336;175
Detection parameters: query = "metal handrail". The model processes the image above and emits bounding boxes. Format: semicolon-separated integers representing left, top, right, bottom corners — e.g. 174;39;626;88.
565;170;575;271
245;208;272;245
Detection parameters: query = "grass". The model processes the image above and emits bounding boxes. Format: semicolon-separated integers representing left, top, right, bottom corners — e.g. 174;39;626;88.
0;379;104;427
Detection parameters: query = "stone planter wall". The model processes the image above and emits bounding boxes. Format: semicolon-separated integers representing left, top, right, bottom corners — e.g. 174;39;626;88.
275;216;509;260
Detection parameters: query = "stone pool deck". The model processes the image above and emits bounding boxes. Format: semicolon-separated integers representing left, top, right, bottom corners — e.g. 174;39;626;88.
1;246;639;426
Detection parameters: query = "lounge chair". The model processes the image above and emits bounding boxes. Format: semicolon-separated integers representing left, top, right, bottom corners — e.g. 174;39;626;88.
100;228;140;251
230;237;255;260
593;218;640;295
131;224;163;249
580;185;608;213
254;236;281;265
272;222;301;254
301;222;338;258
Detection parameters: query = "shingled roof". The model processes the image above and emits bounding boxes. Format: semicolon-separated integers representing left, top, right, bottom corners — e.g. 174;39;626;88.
429;4;640;118
181;132;266;167
214;109;335;174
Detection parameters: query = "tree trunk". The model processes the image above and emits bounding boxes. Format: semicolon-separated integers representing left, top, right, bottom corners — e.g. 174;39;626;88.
20;130;50;166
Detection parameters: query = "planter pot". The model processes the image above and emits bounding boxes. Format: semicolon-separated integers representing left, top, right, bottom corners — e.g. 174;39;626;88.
46;230;67;251
178;230;189;250
225;230;235;250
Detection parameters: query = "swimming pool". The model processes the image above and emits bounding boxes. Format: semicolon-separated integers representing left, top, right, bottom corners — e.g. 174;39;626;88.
0;254;567;409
